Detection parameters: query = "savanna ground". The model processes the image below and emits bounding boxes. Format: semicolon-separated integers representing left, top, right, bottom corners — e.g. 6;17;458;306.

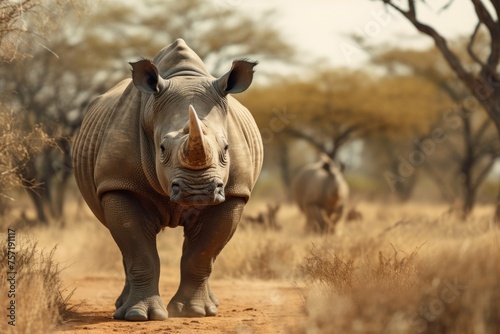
1;195;499;334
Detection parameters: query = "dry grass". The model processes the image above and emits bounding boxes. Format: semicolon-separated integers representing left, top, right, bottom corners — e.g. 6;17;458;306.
0;236;75;334
3;196;499;333
297;244;499;334
293;203;500;334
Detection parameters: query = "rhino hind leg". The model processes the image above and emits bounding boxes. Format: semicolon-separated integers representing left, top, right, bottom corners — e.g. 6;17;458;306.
102;191;168;321
168;197;244;317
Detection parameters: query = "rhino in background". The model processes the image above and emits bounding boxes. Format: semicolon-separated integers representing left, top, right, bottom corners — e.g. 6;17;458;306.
72;39;263;321
292;155;349;233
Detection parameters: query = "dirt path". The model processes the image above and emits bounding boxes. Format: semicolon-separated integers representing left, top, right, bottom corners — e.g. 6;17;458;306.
56;275;306;334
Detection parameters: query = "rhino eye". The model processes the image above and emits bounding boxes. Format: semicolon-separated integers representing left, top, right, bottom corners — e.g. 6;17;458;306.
159;143;171;164
219;141;229;166
222;136;229;153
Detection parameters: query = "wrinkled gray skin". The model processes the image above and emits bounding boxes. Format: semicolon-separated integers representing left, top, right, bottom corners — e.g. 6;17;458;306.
72;39;263;321
292;156;349;234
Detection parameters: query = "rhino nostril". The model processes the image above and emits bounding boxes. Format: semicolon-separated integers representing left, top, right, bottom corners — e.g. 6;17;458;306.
171;183;180;194
216;183;223;189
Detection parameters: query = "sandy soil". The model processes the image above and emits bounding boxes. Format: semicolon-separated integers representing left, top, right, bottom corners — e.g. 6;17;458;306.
56;274;305;334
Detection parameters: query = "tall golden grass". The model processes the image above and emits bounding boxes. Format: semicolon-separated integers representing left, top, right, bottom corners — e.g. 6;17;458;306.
0;237;75;334
293;203;500;334
0;107;68;334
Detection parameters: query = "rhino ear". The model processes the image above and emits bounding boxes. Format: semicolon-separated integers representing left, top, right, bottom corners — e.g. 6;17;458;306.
130;59;161;94
217;60;257;95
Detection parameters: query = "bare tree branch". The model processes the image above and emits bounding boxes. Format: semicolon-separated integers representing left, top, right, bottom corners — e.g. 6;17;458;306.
490;0;500;16
381;0;474;85
285;127;328;154
471;0;500;74
471;0;497;32
438;0;455;13
375;0;500;216
467;21;487;68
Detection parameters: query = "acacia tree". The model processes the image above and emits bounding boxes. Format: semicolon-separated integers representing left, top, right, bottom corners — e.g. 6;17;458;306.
282;69;390;161
0;0;77;219
375;0;500;220
240;67;450;196
373;46;500;216
82;0;294;76
0;0;63;61
0;41;102;223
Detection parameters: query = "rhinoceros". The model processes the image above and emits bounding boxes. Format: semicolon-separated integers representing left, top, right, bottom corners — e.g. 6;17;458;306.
292;155;349;234
72;39;263;321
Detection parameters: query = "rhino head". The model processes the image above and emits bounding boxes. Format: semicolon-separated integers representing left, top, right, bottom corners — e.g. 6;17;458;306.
130;58;256;206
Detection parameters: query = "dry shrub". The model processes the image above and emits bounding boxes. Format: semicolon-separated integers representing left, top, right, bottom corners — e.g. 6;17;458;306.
300;246;356;294
0;0;85;62
367;245;423;292
0;236;74;334
0;108;51;214
297;223;500;334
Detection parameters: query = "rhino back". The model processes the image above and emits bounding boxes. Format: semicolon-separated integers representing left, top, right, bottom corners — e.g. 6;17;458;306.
225;96;263;201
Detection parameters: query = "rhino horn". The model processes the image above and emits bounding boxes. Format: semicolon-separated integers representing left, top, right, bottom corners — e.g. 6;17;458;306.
180;105;211;169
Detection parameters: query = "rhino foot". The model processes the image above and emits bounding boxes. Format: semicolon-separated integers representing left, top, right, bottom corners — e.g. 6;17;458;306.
208;288;219;307
114;295;168;321
115;284;130;309
167;295;218;317
115;294;126;310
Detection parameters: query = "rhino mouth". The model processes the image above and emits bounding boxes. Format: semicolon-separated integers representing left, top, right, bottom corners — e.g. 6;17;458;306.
170;178;225;206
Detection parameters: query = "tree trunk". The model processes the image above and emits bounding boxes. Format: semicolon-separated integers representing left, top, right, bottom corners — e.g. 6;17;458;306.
460;112;475;218
495;201;500;224
50;173;71;225
379;0;500;221
21;145;72;225
495;182;500;224
461;184;475;219
49;141;73;224
25;188;49;225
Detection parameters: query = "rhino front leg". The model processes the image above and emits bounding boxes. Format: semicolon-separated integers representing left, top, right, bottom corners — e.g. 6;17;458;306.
115;259;130;309
102;191;168;321
305;205;330;233
168;197;244;317
326;204;344;234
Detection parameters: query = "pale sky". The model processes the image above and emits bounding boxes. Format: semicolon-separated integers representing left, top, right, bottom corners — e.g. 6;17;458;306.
222;0;481;70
